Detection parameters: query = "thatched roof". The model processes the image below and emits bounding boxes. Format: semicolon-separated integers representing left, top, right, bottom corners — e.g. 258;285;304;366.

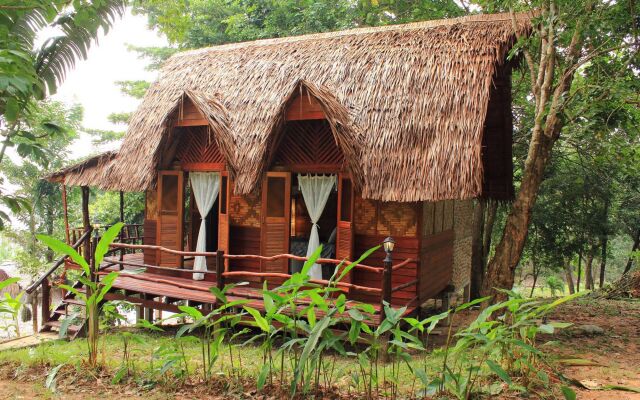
46;151;117;189
50;12;531;202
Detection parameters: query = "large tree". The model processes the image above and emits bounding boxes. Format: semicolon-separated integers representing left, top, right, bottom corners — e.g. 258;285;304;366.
481;0;639;300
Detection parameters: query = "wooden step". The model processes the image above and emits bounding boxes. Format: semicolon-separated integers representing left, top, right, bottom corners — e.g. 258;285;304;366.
62;298;85;306
43;320;82;333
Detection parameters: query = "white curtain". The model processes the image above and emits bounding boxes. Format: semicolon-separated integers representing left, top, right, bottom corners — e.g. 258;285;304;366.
298;174;336;280
189;172;220;280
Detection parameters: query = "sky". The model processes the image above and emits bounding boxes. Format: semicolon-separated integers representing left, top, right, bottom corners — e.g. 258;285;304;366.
51;9;168;159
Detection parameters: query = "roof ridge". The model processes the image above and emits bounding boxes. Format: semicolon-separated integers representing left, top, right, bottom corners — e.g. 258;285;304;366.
172;11;531;59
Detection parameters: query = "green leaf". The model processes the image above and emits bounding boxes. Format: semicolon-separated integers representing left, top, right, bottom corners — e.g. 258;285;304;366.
257;363;269;390
244;306;269;332
37;234;89;275
45;364;64;392
561;385;576;400
96;272;119;303
454;296;491;312
0;278;20;292
338;245;380;282
486;360;512;385
295;316;332;381
95;222;124;267
177;305;203;319
301;244;323;277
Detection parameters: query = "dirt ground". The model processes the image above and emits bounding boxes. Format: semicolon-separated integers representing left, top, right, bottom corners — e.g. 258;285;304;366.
0;297;637;399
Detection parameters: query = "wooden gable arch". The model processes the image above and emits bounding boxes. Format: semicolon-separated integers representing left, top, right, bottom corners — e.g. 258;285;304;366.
265;81;357;173
165;91;234;172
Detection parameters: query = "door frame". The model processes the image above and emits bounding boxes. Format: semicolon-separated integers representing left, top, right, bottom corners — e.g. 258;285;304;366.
156;170;185;267
260;171;291;274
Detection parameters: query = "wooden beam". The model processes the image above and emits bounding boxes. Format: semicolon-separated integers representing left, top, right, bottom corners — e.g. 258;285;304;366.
62;184;70;244
81;186;90;261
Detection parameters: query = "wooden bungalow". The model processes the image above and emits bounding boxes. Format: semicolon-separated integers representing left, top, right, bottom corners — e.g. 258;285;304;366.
39;12;529;334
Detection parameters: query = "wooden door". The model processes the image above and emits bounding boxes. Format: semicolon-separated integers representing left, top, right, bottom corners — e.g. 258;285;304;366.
156;170;184;267
336;173;355;282
260;172;291;274
218;171;230;261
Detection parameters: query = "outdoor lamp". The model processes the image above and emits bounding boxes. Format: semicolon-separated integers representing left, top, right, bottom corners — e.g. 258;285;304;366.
383;236;395;265
383;236;395;254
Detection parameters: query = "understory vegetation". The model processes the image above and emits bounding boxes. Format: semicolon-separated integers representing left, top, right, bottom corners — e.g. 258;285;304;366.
2;242;585;399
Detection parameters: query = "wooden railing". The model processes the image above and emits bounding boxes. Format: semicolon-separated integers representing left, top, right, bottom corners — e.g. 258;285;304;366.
105;241;418;310
26;228;93;327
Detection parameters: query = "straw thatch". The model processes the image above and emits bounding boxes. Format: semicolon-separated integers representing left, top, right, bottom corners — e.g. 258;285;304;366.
49;12;531;201
46;151;118;189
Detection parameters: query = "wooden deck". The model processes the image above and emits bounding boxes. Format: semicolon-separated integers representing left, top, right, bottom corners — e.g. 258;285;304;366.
89;253;417;324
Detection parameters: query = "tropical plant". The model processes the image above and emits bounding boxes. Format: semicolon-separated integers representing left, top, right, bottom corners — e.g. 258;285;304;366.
173;283;249;382
37;222;124;367
546;276;565;297
0;277;23;338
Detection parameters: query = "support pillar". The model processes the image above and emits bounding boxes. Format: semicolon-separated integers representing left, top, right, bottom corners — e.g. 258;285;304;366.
62;184;70;244
81;186;91;261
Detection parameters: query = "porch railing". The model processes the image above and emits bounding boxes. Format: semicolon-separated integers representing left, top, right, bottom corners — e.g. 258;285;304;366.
103;242;419;311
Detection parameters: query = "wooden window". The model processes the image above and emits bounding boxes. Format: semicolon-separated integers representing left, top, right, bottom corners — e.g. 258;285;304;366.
339;177;352;222
160;175;179;213
266;176;286;218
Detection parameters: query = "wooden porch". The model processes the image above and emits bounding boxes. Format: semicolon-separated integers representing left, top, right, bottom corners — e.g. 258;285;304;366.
79;241;420;326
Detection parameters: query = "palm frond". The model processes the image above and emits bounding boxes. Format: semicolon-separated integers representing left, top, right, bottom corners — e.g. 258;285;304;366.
35;0;127;95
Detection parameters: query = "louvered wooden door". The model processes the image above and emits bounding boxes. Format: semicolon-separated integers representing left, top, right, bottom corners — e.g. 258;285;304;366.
336;173;355;282
157;170;184;267
260;172;291;276
218;172;230;258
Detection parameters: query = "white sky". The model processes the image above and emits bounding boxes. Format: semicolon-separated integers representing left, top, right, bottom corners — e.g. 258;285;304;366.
51;9;168;159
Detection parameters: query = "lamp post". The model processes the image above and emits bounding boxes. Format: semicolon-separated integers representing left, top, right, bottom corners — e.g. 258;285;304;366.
381;237;395;306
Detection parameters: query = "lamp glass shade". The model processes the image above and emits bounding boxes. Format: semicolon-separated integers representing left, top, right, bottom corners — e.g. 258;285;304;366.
383;237;395;253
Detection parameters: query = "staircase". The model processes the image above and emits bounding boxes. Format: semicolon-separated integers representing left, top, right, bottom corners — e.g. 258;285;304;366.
41;282;87;340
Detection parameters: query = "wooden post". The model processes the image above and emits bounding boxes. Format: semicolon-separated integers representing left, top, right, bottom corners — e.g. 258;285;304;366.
382;256;392;307
41;279;50;327
216;250;225;293
381;250;393;362
81;186;91;261
119;191;125;267
62;184;70;244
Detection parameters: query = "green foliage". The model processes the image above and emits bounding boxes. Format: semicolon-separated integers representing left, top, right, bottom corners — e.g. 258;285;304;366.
0;277;23;338
546;276;565;297
38;222;125;367
90;191;145;226
115;80;151;100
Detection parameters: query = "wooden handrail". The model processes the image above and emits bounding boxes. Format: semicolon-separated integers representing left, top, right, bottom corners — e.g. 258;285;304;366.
102;257;217;275
224;253;382;273
222;271;382;294
391;279;418;293
392;258;417;271
110;243;217;257
26;228;92;294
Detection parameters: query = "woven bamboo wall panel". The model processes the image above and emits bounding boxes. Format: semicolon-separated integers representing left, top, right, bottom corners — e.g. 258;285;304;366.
175;126;225;165
377;202;418;237
354;196;377;235
353;196;418;237
230;191;261;228
272;120;344;168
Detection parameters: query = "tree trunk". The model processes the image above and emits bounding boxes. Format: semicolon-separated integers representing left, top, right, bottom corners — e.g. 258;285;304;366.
599;235;608;288
470;200;486;299
482;200;498;268
564;258;575;294
585;251;595;290
482;131;558;300
481;6;585;303
623;228;639;274
530;262;539;298
577;250;582;292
